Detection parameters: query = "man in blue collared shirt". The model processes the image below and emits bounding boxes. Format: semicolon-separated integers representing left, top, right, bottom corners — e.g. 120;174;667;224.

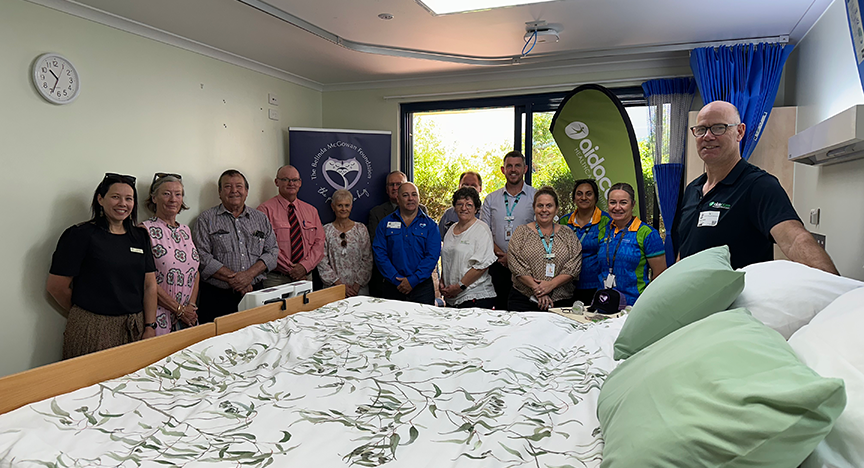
480;151;536;309
373;182;441;304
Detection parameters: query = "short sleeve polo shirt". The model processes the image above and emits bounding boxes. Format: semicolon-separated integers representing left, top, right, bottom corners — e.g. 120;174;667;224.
675;159;800;270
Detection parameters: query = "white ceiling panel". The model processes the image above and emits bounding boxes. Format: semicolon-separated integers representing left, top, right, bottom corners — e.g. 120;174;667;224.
62;0;832;87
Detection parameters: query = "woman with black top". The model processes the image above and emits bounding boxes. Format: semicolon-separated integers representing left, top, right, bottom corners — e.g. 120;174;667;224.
46;173;158;359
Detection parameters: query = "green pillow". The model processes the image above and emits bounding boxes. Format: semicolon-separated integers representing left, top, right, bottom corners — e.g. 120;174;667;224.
613;245;744;360
598;309;846;468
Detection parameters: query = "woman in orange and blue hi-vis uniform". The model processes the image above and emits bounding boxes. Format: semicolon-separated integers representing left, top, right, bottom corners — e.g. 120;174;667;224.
560;179;612;304
596;182;667;305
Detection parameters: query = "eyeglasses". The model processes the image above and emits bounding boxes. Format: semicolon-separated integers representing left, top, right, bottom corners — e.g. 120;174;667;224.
690;123;740;137
339;232;347;248
278;177;301;184
151;172;182;185
104;173;136;184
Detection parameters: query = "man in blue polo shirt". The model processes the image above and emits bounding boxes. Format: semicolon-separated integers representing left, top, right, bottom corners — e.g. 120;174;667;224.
674;101;838;273
373;182;441;304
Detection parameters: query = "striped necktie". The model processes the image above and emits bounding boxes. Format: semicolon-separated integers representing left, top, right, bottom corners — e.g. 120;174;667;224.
287;203;304;264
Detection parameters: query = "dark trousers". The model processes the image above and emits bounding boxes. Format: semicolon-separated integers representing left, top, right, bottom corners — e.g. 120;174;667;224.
381;277;435;305
573;287;598;305
489;262;512;310
369;264;386;298
507;288;572;312
456;297;496;309
197;281;263;324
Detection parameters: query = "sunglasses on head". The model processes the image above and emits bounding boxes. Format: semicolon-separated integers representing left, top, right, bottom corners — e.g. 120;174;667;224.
104;173;136;184
151;172;182;185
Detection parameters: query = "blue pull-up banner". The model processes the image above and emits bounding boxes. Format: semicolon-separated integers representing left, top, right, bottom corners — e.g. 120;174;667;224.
289;128;391;225
846;0;864;94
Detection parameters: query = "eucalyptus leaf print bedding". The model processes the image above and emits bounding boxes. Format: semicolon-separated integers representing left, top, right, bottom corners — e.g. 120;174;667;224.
0;297;624;467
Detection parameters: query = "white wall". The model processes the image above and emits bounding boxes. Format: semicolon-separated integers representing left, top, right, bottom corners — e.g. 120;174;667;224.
787;0;864;280
0;0;322;377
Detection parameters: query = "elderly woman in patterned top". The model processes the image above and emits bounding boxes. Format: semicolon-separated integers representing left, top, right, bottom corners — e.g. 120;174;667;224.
318;189;373;296
141;173;200;334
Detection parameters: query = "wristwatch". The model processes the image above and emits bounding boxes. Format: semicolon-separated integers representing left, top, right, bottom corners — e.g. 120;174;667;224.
459;281;467;291
144;322;157;330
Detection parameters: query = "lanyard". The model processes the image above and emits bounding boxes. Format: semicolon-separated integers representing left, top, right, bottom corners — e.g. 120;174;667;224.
504;191;522;219
578;224;592;244
605;219;633;273
536;223;555;258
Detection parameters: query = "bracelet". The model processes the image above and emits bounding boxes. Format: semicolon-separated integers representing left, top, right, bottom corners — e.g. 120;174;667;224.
176;303;184;318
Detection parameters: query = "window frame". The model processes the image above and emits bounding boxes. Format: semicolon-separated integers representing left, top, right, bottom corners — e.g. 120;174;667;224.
399;86;657;225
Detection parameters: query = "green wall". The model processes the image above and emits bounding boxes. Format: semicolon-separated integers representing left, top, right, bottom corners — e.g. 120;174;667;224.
0;0;322;377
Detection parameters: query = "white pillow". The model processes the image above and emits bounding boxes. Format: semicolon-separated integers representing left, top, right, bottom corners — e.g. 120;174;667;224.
789;287;864;468
729;261;863;339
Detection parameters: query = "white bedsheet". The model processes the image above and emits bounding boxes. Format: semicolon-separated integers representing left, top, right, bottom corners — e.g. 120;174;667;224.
0;297;624;467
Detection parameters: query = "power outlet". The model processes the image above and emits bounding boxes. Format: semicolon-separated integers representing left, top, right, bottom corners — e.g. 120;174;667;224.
811;232;826;249
268;93;278;106
268;108;279;121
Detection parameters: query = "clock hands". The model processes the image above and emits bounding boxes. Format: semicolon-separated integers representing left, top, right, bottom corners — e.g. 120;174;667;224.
50;65;64;93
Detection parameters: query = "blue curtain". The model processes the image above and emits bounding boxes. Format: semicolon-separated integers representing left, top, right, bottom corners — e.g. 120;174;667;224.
690;42;794;160
642;78;696;266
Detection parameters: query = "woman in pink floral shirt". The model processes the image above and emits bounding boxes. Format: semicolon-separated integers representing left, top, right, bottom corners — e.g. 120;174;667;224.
318;190;373;296
142;174;200;335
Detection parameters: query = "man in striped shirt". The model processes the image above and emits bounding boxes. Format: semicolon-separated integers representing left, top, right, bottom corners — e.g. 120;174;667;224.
194;169;279;323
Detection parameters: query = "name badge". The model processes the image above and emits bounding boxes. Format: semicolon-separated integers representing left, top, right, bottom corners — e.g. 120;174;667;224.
697;211;720;227
545;263;555;277
130;247;144;254
505;228;512;240
604;273;616;289
387;221;401;229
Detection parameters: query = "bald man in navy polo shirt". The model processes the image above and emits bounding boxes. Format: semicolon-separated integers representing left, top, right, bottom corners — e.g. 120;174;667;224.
674;101;837;274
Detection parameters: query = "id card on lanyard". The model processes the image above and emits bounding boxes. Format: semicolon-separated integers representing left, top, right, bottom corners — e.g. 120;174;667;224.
604;220;632;288
537;223;556;277
504;191;521;240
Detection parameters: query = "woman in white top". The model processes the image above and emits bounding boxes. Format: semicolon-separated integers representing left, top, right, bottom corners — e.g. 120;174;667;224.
318;190;373;296
439;187;498;308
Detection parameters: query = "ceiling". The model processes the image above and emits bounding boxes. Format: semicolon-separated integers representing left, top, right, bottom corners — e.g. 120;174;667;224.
55;0;831;90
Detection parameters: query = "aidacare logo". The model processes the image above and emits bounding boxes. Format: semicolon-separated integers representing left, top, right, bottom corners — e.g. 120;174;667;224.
563;121;612;195
564;121;589;140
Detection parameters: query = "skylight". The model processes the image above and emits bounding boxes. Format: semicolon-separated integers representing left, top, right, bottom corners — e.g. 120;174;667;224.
417;0;558;15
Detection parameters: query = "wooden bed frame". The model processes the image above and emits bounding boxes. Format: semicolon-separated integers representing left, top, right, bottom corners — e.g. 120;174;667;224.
0;285;346;415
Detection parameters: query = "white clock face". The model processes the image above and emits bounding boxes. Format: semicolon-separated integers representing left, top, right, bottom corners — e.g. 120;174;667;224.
33;54;80;105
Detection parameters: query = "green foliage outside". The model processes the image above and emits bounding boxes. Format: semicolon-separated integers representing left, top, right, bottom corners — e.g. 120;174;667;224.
412;117;509;221
413;111;658;231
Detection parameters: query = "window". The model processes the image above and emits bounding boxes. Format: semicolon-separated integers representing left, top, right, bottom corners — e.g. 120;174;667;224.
401;88;659;228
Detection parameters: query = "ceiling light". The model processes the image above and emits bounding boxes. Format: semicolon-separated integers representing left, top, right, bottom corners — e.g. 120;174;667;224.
378;13;393;20
525;21;559;43
417;0;557;15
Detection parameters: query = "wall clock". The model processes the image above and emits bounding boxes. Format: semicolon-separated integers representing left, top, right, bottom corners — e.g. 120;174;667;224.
32;53;80;105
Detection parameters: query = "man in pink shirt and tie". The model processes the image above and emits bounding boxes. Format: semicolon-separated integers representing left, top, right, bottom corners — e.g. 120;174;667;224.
258;165;325;288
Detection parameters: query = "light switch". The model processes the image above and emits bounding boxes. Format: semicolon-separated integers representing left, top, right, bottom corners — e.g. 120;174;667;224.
809;208;820;225
268;109;279;121
811;232;826;249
